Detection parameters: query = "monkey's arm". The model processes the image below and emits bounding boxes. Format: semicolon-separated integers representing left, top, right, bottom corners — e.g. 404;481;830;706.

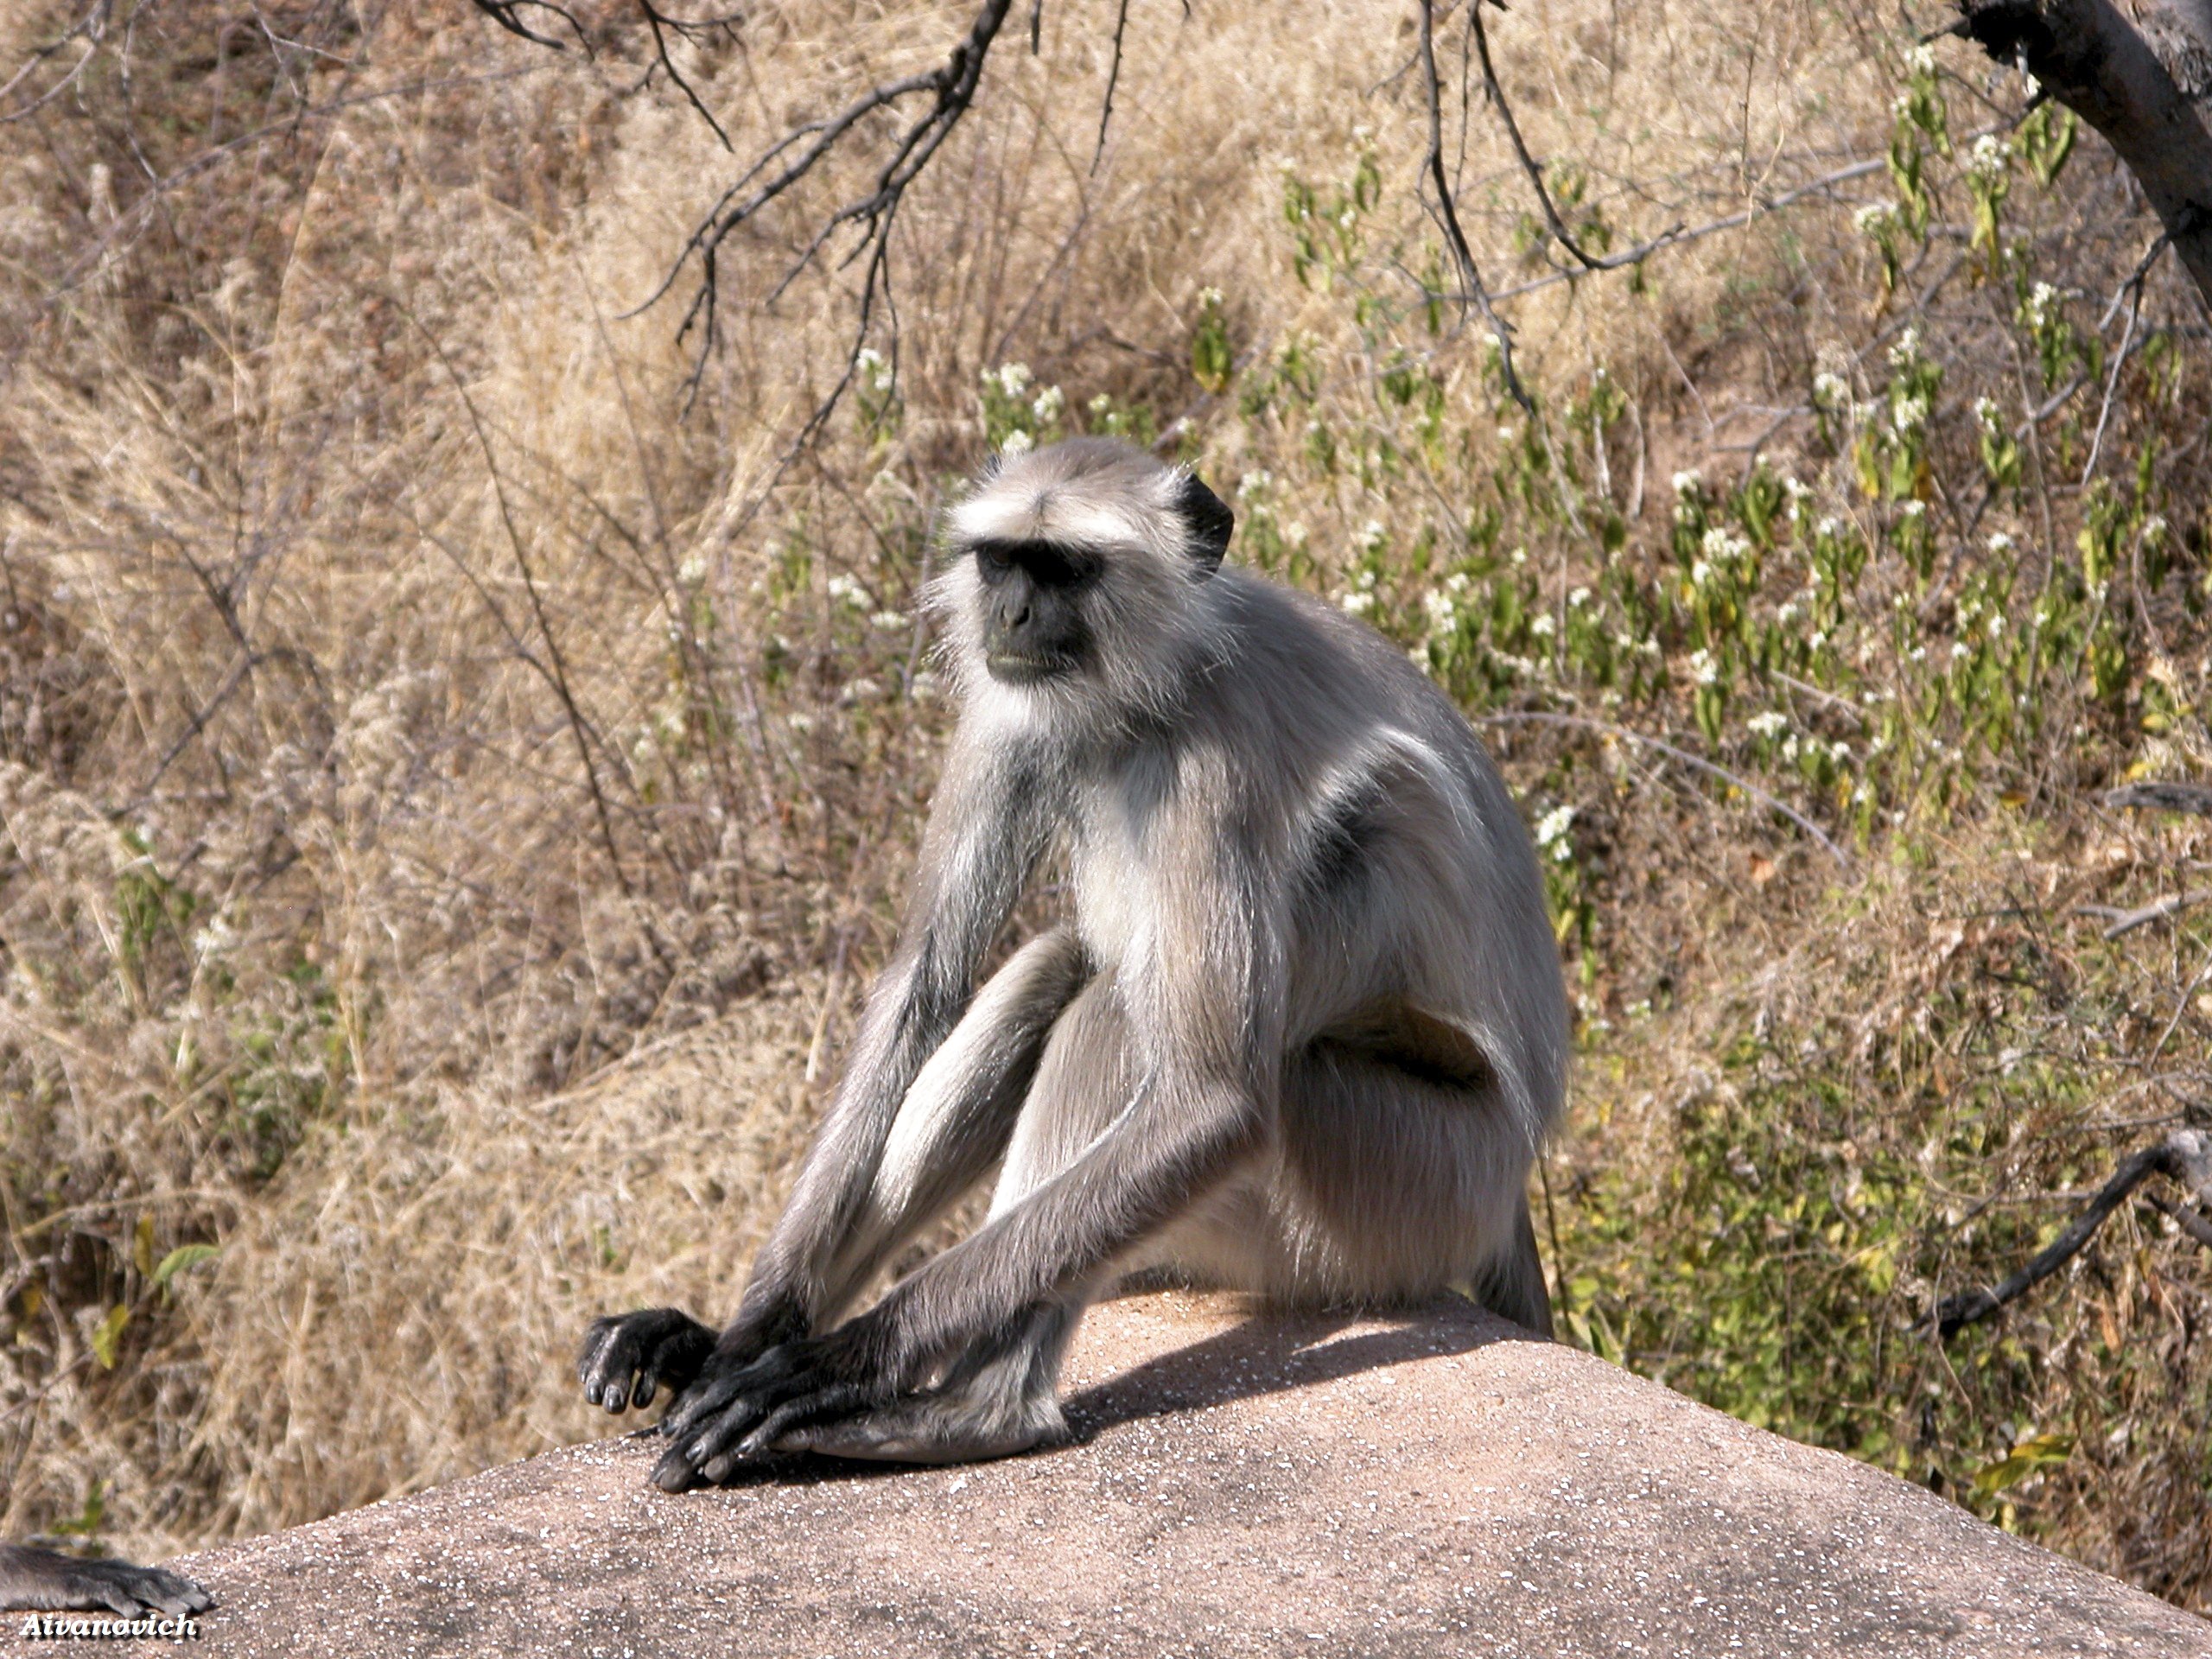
580;738;1051;1415
651;817;1280;1486
0;1543;212;1618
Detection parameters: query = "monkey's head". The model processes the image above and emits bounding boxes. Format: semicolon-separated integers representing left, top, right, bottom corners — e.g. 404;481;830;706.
931;438;1235;722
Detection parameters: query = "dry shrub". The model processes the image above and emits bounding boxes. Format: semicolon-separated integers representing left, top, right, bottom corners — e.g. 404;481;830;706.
0;0;2206;1612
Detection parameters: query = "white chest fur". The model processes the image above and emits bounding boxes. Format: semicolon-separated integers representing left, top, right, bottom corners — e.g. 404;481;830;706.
1069;782;1154;969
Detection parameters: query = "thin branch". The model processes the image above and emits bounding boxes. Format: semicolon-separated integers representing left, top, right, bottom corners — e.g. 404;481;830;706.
1936;1132;2212;1337
1475;709;1853;868
1090;0;1130;175
1416;0;1529;410
2081;238;2159;483
635;0;734;150
2143;1192;2212;1254
464;0;587;52
2105;780;2212;816
1465;0;1675;271
633;0;1014;414
2075;888;2212;939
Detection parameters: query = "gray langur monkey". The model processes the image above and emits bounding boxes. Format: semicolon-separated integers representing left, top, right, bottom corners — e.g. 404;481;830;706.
579;436;1567;1484
0;1542;210;1618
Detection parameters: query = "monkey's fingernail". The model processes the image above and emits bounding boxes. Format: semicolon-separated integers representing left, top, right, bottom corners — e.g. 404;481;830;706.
604;1385;626;1411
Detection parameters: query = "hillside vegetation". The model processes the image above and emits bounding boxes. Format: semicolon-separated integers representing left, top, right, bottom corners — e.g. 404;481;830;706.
3;0;2208;1609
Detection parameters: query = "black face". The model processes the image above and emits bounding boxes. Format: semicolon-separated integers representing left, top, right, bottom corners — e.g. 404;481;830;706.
971;538;1103;683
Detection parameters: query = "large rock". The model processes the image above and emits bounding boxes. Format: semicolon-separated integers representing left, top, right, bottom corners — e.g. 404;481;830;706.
161;1293;2207;1656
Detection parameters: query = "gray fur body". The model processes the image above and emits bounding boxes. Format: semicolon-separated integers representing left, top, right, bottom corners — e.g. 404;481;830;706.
579;439;1567;1477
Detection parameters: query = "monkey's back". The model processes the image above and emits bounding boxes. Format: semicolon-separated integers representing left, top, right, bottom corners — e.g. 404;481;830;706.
1192;568;1569;1145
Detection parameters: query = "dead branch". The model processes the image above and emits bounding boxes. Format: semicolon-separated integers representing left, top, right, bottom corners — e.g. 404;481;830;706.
2075;888;2212;938
1475;709;1853;868
2106;780;2212;816
1952;0;2212;309
464;0;588;53
1464;0;1677;272
1090;0;1131;175
1415;0;1529;410
628;0;1014;412
2143;1192;2212;1253
1936;1129;2212;1338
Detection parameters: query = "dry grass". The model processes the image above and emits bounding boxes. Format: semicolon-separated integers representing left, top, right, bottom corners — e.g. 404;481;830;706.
2;0;2207;1612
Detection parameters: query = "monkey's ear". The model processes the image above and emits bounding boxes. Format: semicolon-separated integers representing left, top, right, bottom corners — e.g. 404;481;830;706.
1174;472;1235;574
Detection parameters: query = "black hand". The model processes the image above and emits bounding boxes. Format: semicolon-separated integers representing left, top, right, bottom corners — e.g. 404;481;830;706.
650;1321;893;1490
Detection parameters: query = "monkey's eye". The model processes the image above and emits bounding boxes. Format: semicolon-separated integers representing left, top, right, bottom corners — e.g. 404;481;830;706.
974;542;1016;579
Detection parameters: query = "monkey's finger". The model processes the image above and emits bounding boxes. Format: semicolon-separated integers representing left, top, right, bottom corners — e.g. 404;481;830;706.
738;1384;868;1459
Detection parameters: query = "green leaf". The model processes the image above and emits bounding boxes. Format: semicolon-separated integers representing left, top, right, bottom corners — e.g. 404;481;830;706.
153;1243;220;1288
91;1305;130;1370
1970;1432;2075;1502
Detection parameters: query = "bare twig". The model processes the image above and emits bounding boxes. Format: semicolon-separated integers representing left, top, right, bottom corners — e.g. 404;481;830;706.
1936;1130;2212;1337
629;0;1014;414
634;0;738;149
1416;0;1529;410
1465;0;1677;272
2143;1192;2212;1253
1090;0;1131;175
2081;238;2161;483
1476;709;1852;868
2105;780;2212;817
464;0;587;52
2075;888;2212;939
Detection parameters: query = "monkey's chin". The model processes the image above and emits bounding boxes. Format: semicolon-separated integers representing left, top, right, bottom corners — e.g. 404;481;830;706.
985;654;1076;684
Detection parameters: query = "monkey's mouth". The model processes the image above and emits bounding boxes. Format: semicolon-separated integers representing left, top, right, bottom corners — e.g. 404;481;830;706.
985;652;1078;683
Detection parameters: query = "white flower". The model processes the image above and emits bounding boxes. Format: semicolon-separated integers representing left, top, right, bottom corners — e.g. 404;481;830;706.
1198;285;1224;308
1424;590;1457;626
1892;394;1929;433
871;609;907;632
1444;572;1470;594
1907;42;1936;76
1749;710;1789;740
2143;514;2169;545
1888;326;1921;366
1236;470;1274;499
1815;516;1843;541
1969;133;2011;181
1360;519;1388;553
1987;531;2015;555
1535;804;1577;849
1852;202;1894;238
677;550;709;585
826;574;864;607
1688;647;1720;686
1001;429;1035;458
1671;468;1702;496
1339;591;1376;615
1031;385;1065;423
787;711;817;733
988;361;1033;397
1568;587;1592;608
1690;560;1714;587
1530;613;1555;639
1899;499;1926;519
1829;740;1852;764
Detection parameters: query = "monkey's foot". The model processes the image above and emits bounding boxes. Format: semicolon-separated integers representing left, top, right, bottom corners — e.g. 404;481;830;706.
577;1307;715;1415
775;1387;1067;1465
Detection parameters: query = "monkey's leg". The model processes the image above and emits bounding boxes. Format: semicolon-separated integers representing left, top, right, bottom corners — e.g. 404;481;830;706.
776;975;1139;1465
1264;1034;1554;1334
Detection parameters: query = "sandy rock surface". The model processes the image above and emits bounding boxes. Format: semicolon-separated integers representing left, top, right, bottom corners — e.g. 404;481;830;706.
120;1294;2212;1656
